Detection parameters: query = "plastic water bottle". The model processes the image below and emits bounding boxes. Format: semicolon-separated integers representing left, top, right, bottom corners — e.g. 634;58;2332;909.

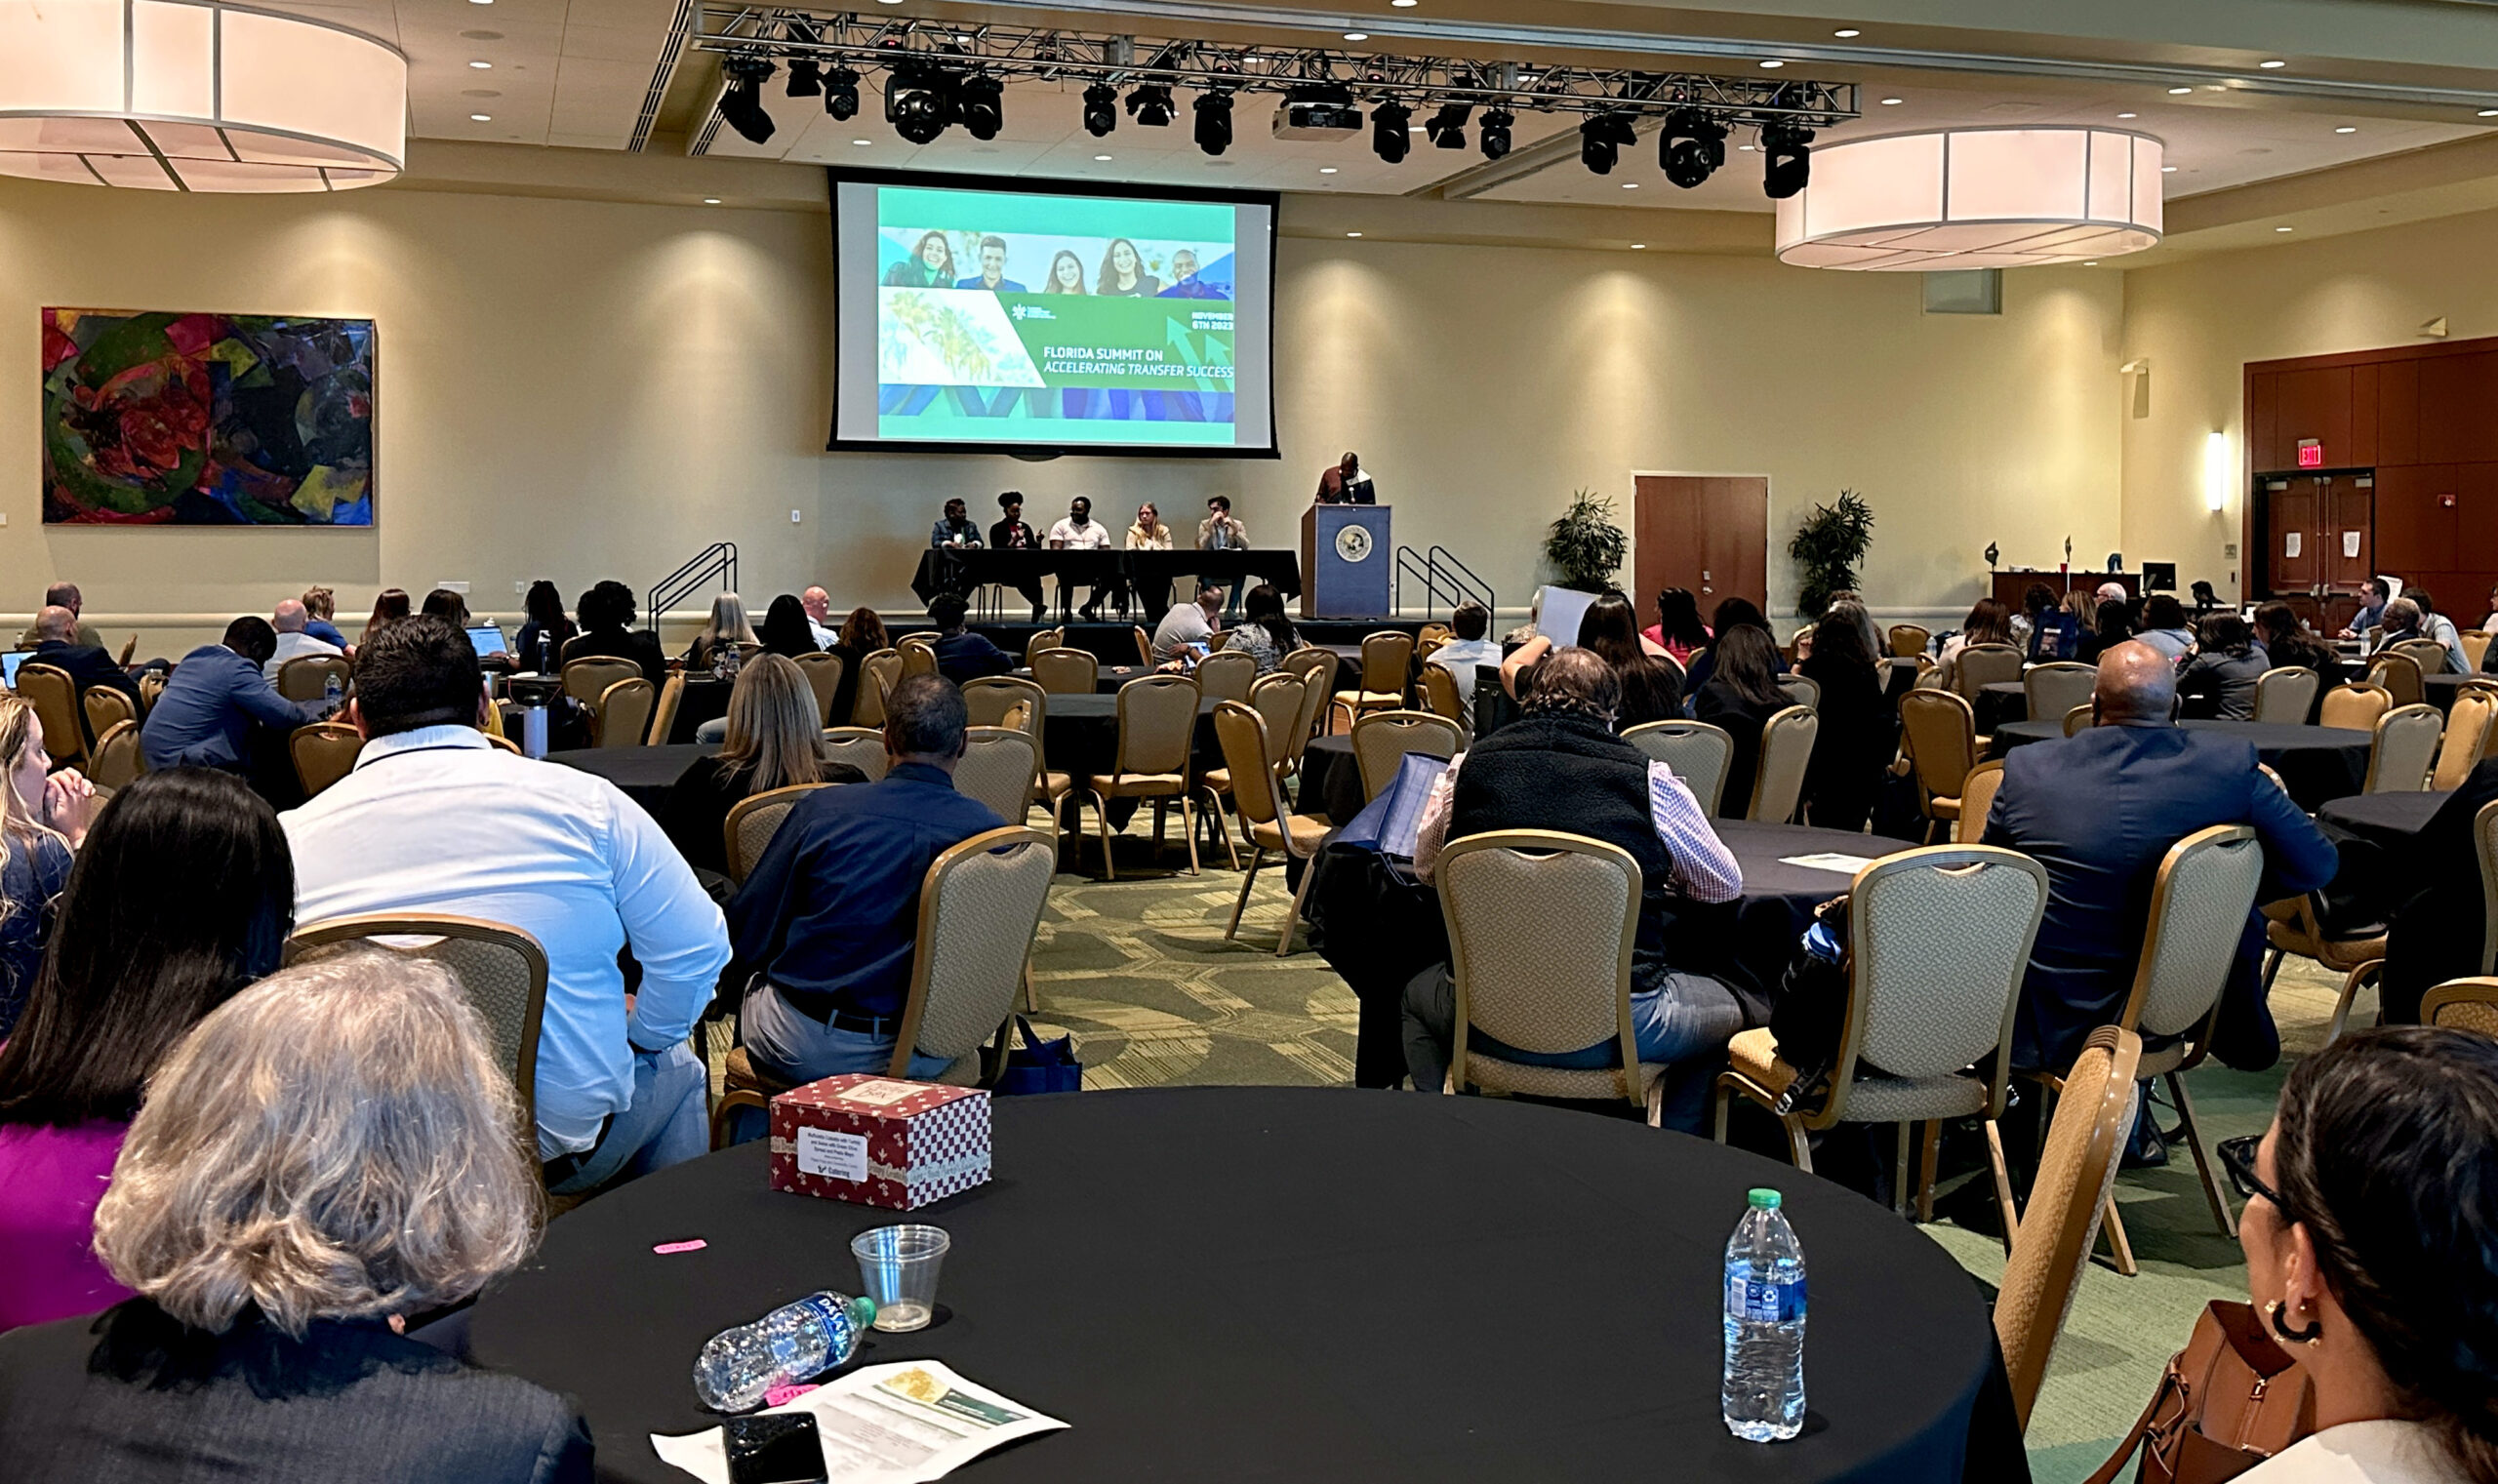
1722;1187;1807;1442
537;634;553;676
691;1291;878;1413
322;670;343;710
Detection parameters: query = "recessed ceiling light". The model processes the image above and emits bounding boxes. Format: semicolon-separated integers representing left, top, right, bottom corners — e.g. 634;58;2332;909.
1318;166;1338;174
2259;60;2287;68
852;138;871;146
466;0;490;5
1833;28;1860;38
469;113;492;121
468;60;492;69
2481;109;2498;117
1343;31;1368;41
1346;231;1362;237
1880;97;1903;105
1632;243;1646;249
2276;225;2295;232
1392;0;1419;7
1622;181;1638;188
2083;260;2098;265
703;197;721;205
2336;126;2357;134
1739;142;1757;151
2117;111;2137;119
2168;86;2194;95
2161;164;2178;173
1094;153;1112;160
1758;59;1785;69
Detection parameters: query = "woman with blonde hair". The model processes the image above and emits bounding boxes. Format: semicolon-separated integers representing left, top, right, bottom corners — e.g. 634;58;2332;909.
0;950;590;1480
684;591;758;673
0;696;94;1039
661;654;866;876
299;585;348;648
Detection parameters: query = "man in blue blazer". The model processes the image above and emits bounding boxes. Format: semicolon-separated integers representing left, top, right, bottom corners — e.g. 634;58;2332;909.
1983;642;2337;1078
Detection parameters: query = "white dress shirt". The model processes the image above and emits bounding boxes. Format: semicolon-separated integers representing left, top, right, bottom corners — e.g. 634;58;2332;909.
281;726;731;1159
1425;637;1503;724
262;628;344;683
2238;1421;2466;1483
1048;516;1111;549
807;618;836;649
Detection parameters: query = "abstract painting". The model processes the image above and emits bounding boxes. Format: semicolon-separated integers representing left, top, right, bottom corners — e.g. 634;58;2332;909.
41;309;375;526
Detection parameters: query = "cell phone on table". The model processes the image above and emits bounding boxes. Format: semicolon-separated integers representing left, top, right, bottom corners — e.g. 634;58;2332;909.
723;1413;825;1484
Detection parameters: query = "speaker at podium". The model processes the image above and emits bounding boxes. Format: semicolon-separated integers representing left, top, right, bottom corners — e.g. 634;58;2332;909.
1302;504;1391;619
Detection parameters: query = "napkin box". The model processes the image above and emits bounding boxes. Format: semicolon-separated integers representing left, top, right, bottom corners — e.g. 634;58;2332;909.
767;1075;991;1210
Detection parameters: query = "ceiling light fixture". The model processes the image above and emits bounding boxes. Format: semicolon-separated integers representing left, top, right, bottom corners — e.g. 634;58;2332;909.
1424;100;1471;149
1880;98;1903;105
718;55;778;142
1081;81;1117;136
1660;107;1727;187
1319;166;1337;173
468;60;492;69
956;74;1004;140
2334;126;2357;134
1192;90;1234;154
2259;60;2286;68
1343;31;1369;41
1094;152;1112;160
884;62;956;144
1833;28;1861;38
2167;86;2194;95
2276;224;2294;231
1760;120;1814;198
2117;111;2137;119
1776;126;2163;269
852;138;871;146
1758;59;1786;69
1478;107;1513;160
1346;230;1362;237
1125;83;1175;127
824;65;860;119
1370;99;1413;161
2161;164;2178;172
469;112;491;121
786;58;821;97
2481;108;2498;117
1632;242;1645;249
704;197;721;204
1579;110;1635;174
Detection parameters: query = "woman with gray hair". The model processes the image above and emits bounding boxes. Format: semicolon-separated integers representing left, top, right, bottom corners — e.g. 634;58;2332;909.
0;950;590;1482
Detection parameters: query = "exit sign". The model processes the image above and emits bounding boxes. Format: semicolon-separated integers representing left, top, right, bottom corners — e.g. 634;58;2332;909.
2297;439;2324;468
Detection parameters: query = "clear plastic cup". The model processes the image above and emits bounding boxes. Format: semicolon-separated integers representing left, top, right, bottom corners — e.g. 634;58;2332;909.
850;1225;950;1333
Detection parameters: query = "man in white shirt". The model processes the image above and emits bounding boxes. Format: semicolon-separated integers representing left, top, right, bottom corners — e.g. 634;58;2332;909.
801;585;837;649
1046;496;1112;622
1426;602;1503;728
262;598;344;683
282;616;730;1194
1151;584;1224;659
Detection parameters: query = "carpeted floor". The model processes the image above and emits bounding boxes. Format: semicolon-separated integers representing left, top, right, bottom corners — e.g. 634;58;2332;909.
1012;816;2352;1481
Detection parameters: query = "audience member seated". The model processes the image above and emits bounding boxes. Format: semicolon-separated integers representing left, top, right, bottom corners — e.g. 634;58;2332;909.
284;617;728;1195
1426;602;1503;726
2178;612;2272;720
2398;586;2471;674
15;583;102;652
2044;588;2098;662
1402;649;1745;1128
2075;597;2129;666
0;952;591;1481
1692;624;1790;815
1222;585;1299;675
359;587;411;651
561;580;668;685
2338;577;2392;641
2225;1027;2498;1483
801;585;839;648
2256;602;2347;702
2131;593;2196;662
1502;590;1680;728
25;606;140;707
755;594;822;661
661;657;866;879
262;599;344;684
1681;597;1785;694
1982;643;2336;1086
2019;582;2067;661
826;607;890;724
1796;606;1896;832
731;676;1006;1085
141;619;328;776
927;594;1013;684
684;593;757;673
1643;586;1712;666
0;699;93;1040
0;769;290;1333
1150;584;1224;660
1937;597;2017;688
298;585;348;649
510;581;577;674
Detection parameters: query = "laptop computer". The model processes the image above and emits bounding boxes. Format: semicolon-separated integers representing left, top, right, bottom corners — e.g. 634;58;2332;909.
465;624;507;660
1;651;28;689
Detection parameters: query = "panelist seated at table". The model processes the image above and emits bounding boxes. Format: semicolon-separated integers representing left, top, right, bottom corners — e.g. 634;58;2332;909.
1982;642;2337;1090
1047;496;1113;622
284;618;731;1196
140;618;332;777
1198;495;1250;551
926;594;1014;685
930;497;985;551
0;954;591;1483
730;676;1007;1086
1401;649;1747;1130
987;493;1047;623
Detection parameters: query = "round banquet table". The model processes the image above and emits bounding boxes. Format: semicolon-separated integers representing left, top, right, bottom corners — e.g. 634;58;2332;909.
1041;691;1222;782
2422;673;2488;712
1975;681;2028;732
664;676;734;744
550;743;718;818
2317;787;2451;854
1990;719;2373;808
1302;734;1366;822
466;1087;2019;1484
1012;665;1156;696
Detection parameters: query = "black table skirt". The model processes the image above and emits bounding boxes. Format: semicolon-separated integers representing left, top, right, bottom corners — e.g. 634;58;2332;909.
914;549;1303;614
2317;788;2450;853
1992;719;2372;809
1303;735;1366;822
466;1088;2020;1484
1014;665;1158;696
2422;673;2487;713
549;743;718;818
1976;682;2027;731
663;676;733;745
1042;692;1221;783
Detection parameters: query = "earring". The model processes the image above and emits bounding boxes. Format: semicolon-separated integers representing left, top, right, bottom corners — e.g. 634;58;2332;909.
2267;1300;2323;1347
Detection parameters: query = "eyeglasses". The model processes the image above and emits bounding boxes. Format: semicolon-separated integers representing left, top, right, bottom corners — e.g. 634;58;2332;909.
2219;1135;2291;1215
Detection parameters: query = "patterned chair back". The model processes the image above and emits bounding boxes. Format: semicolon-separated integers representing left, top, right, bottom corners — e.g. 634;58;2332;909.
2251;666;2320;725
1112;675;1198;778
2388;637;2450;677
2363;702;2442;793
1952;643;2026;699
791;652;846;725
1420;663;1464;724
1775;673;1820;713
1213;702;1286;827
13;664;83;763
645;672;684;746
1899;689;1978;800
2062;703;2094;738
1351;709;1462;801
898;637;940;680
899;827;1058;1075
956;728;1039;824
1748;705;1818;822
1623;720;1734;816
1194;650;1257;703
561;657;639;706
88;719;144;790
1283;651;1338;762
2422;978;2498;1038
81;687;136;748
822;727;891;782
289;721;364;795
2317;682;2391;732
1842;846;2047;1107
2435;689;2498;791
2121;825;2264;1039
963;675;1045;733
2367;650;2425;707
1888;623;1931;659
276;653;353;702
595;677;655;748
1024;628;1064;668
853;649;903;727
1244;674;1307;773
723;782;838;885
1953;760;2007;844
1439;829;1644;1106
1030;647;1100;697
2023;662;2096;726
1357;631;1415;697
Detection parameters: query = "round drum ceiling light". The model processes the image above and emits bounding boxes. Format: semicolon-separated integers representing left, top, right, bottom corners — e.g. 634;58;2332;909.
0;0;407;192
1775;126;2163;270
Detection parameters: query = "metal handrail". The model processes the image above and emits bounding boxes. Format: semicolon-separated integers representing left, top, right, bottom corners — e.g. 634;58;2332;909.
1393;544;1496;619
1428;545;1495;617
648;541;738;632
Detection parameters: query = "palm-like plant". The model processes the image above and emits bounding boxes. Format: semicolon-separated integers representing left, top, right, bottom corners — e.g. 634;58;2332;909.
1789;490;1875;618
1545;490;1628;592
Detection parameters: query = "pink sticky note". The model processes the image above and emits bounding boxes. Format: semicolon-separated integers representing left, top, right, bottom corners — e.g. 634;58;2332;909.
651;1239;707;1256
763;1384;820;1408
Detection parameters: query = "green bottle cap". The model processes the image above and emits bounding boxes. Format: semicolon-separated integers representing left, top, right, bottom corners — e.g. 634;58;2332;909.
846;1296;878;1330
1748;1187;1782;1210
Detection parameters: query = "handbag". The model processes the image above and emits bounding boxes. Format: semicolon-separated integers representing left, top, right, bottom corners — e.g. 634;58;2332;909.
986;1016;1083;1096
2081;1301;2317;1484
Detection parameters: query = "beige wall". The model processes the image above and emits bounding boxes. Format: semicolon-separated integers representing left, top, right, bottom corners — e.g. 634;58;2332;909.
2119;205;2498;602
0;149;2126;654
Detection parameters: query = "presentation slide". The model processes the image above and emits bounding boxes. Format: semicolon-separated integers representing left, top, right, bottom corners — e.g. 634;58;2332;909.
830;172;1275;457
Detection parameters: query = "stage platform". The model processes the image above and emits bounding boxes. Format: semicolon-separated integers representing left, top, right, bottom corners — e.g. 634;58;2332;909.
956;617;1430;666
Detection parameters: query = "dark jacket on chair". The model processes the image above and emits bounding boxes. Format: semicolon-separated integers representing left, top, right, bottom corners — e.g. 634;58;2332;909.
0;1299;591;1484
29;640;141;708
1982;722;2338;1073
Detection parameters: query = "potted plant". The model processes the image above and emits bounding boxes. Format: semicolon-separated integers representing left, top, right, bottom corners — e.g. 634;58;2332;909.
1544;490;1628;592
1789;490;1875;618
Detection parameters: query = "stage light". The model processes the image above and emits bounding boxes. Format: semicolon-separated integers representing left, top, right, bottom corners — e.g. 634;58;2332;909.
825;66;861;119
786;58;822;98
1659;108;1727;188
1478;108;1513;160
1579;111;1635;174
1192;91;1235;155
1760;120;1814;198
957;74;1005;140
719;57;778;144
1424;101;1471;149
1370;100;1413;162
1083;82;1118;136
886;63;956;144
1126;84;1176;127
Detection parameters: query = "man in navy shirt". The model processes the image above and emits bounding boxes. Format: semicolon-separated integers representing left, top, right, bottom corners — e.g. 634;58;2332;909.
731;674;1007;1082
25;605;140;708
141;618;330;776
924;594;1013;685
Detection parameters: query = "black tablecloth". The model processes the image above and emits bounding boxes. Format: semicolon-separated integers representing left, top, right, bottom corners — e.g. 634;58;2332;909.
1976;682;2027;731
1992;719;2372;808
466;1088;2020;1484
1303;735;1366;822
2317;788;2450;853
2423;673;2482;712
550;743;718;818
1015;665;1156;696
914;549;1302;618
1042;692;1220;782
665;676;733;744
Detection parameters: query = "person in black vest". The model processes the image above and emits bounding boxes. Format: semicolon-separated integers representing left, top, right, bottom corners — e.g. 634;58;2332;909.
1401;648;1748;1129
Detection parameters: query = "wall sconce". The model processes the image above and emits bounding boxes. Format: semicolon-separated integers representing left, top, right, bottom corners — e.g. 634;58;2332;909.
2203;430;2232;513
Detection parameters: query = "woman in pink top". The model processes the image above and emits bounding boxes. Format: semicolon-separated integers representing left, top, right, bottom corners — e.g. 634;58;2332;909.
1642;586;1712;666
0;768;295;1332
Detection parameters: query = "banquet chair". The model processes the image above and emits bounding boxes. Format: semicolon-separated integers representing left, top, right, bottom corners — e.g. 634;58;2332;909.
645;672;684;746
1775;673;1820;713
1888;624;1931;659
276;654;352;703
137;670;165;716
2251;666;2322;725
821;726;891;782
289;721;364;796
965;676;1066;835
2360;702;2442;793
2422;978;2498;1037
1134;625;1155;667
13;664;83;767
1748;705;1819;823
2464;631;2496;672
723;782;839;886
2387;637;2450;677
1420;663;1464;725
1213;701;1327;954
2062;704;2094;738
1351;709;1463;803
1331;631;1414;733
1952;760;2007;844
2317;682;2391;733
1199;673;1306;870
562;657;639;707
1279;649;1339;766
286;914;547;1140
1081;674;1200;880
851;649;902;727
82;688;136;751
2433;688;2498;790
1030;647;1100;697
1437;829;1663;1121
957;728;1040;826
1950;642;2025;701
115;635;135;666
593;678;655;750
1899;689;1980;842
895;631;939;649
898;637;939;681
1417;622;1452;652
1193;650;1257;703
2023;663;2096;729
791;652;846;726
1995;1026;2142;1430
486;734;523;755
1785;626;1814;663
1623;720;1734;816
2317;799;2498;1043
2365;651;2425;708
1024;628;1064;669
1715;845;2049;1245
87;720;143;791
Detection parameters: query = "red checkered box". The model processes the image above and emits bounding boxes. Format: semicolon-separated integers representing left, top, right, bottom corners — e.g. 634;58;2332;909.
767;1075;991;1211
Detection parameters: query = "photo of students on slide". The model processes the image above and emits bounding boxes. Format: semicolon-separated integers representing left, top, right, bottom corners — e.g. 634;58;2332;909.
1043;250;1088;295
955;234;1026;292
1095;238;1160;298
1157;249;1229;301
884;230;958;288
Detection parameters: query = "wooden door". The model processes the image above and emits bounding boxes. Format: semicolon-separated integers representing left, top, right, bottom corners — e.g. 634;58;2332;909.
2267;478;2319;593
2325;478;2373;590
1632;475;1769;624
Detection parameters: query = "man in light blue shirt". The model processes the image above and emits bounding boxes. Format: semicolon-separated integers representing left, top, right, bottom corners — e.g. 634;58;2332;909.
1426;601;1504;729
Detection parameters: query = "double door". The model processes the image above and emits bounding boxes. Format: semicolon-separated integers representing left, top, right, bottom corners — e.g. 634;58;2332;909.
2262;472;2373;631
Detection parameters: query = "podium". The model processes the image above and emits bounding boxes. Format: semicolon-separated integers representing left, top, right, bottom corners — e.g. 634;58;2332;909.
1301;504;1391;619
